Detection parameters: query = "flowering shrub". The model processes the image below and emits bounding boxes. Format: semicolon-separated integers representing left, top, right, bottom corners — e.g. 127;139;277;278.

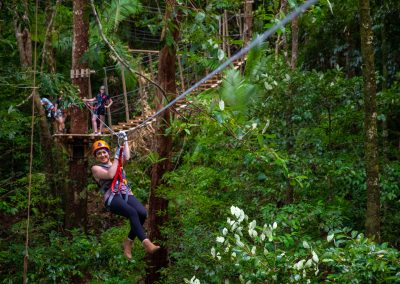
210;206;320;283
185;206;400;283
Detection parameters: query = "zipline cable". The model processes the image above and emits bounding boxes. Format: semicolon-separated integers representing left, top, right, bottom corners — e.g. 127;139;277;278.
23;0;39;282
124;0;319;134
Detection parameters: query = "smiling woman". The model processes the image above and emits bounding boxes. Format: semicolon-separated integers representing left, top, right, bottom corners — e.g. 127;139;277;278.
91;137;160;259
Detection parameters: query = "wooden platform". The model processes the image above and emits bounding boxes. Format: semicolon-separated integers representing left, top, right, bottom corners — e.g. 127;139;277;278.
52;133;112;140
56;58;245;137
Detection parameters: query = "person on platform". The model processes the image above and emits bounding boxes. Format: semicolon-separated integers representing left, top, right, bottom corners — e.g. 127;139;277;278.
54;92;67;133
83;86;113;134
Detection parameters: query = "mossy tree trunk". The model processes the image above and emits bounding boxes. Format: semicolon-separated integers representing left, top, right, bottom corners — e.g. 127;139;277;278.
243;0;253;44
12;0;57;193
146;0;179;283
359;0;380;241
65;0;89;230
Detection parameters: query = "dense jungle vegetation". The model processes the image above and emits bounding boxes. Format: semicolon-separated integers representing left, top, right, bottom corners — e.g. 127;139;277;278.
1;0;400;283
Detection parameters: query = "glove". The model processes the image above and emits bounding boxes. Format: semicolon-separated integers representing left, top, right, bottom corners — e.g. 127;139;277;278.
114;146;123;160
117;130;128;142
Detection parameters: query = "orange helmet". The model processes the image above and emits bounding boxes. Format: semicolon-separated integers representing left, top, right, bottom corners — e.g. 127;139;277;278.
92;140;110;155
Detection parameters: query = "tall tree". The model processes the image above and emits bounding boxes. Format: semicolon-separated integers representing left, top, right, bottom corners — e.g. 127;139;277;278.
359;0;380;241
40;0;61;73
13;0;32;67
243;0;253;44
65;0;89;229
146;0;179;282
12;0;57;193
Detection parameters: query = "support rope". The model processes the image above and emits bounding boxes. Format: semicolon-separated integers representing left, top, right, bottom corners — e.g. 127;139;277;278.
23;0;39;282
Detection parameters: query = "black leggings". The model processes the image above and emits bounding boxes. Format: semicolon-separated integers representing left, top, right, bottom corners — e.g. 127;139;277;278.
107;194;147;241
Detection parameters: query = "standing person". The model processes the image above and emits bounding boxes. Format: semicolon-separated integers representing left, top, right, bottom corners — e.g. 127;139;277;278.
54;92;67;133
40;97;55;118
91;134;160;259
83;85;113;134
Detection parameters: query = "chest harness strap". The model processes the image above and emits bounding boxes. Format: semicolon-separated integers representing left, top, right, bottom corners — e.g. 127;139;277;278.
106;146;129;207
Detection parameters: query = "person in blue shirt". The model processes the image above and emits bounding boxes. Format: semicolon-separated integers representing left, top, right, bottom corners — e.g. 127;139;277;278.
83;86;113;134
54;92;67;133
40;97;55;118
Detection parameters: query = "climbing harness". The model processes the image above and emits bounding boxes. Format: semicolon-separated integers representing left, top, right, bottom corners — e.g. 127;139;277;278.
106;146;129;208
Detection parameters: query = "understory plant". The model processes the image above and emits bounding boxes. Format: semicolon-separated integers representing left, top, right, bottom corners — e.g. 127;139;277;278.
186;206;400;283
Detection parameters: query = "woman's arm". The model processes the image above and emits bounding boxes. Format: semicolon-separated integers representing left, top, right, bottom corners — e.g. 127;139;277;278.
92;158;119;180
83;97;96;103
123;140;130;161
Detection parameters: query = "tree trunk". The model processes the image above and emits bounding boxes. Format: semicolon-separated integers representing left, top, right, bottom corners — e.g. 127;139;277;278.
12;0;57;194
290;16;299;69
243;0;253;45
381;19;389;159
65;0;89;229
33;93;57;193
275;0;289;63
359;0;380;241
13;0;31;67
40;0;61;73
145;1;179;283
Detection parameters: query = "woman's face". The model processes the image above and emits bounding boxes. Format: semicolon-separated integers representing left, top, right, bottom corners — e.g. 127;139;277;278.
95;148;110;163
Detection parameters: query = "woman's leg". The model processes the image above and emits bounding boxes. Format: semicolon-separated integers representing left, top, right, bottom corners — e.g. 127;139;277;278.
99;114;105;133
126;195;147;226
108;194;146;241
91;114;98;133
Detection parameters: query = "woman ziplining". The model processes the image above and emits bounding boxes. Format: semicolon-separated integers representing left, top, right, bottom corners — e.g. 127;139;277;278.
90;134;160;259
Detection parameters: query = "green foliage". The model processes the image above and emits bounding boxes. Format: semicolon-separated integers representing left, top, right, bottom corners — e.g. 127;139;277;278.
192;207;400;283
1;227;146;283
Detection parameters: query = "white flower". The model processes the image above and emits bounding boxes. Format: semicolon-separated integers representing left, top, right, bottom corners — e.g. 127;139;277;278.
305;258;313;268
327;233;334;242
272;222;277;229
236;239;244;247
251;123;257;129
219;100;225;111
216;236;225;243
230;206;245;222
211;247;216;258
249;220;256;230
190;276;200;284
312;250;319;263
251;246;256;255
294;259;305;270
230;205;237;216
248;228;258;238
217;237;225;243
222;228;228;235
232;222;238;231
231;252;236;258
260;233;266;241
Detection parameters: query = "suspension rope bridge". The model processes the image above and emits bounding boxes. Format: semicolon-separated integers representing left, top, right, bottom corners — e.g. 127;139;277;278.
54;0;318;144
